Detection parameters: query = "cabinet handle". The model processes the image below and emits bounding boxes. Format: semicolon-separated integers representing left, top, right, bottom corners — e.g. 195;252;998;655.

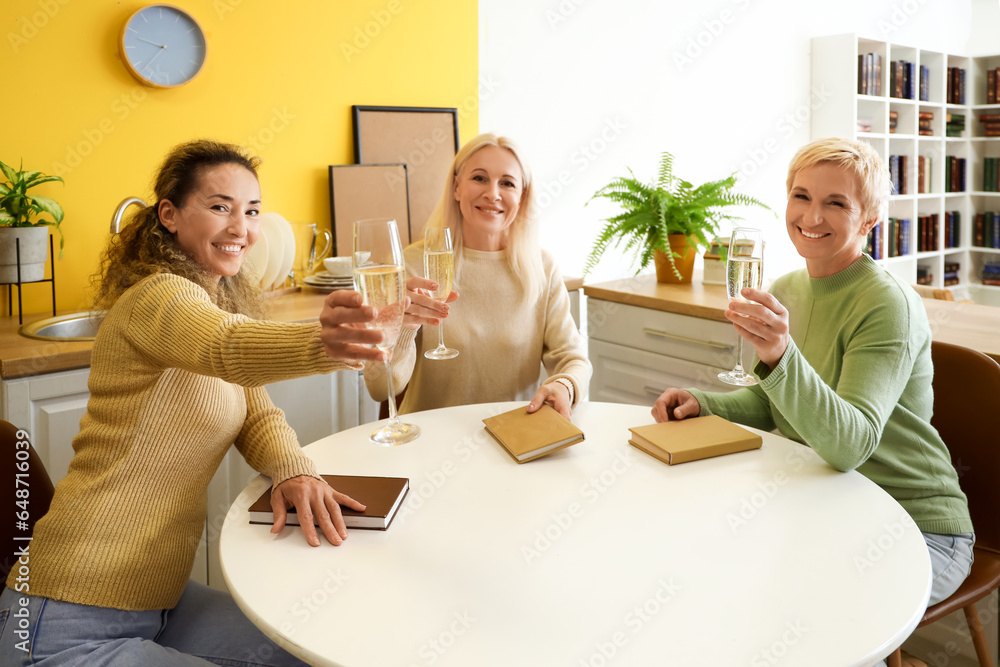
641;328;733;351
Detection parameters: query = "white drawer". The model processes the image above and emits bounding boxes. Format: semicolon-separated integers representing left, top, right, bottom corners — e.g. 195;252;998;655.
588;338;738;406
588;299;737;368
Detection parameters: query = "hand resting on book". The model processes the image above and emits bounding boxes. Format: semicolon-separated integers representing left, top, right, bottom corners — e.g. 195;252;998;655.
528;380;573;419
270;475;366;547
652;388;702;423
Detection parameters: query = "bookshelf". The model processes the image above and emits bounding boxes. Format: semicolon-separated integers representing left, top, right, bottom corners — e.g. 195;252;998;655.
811;34;1000;306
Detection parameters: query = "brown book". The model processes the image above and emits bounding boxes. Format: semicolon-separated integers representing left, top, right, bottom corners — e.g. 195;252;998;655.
482;404;584;463
248;474;409;530
628;415;762;465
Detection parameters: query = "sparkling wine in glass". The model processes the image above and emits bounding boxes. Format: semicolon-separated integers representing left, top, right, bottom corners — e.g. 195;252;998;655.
718;227;764;387
423;227;459;360
353;218;420;445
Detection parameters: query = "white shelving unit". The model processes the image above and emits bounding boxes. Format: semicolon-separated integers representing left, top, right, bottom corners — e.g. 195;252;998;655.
811;34;1000;307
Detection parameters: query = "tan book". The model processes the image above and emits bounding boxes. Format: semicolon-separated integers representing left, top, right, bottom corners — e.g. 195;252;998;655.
482;404;584;463
628;415;762;465
248;474;409;530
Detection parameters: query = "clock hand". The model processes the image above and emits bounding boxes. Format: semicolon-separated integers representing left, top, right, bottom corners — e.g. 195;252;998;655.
135;36;166;48
142;45;166;74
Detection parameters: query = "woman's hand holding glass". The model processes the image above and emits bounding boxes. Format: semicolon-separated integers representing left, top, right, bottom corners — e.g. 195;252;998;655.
724;288;791;371
400;276;459;331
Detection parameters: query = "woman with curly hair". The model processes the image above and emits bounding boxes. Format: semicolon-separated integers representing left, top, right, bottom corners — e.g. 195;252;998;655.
0;139;383;665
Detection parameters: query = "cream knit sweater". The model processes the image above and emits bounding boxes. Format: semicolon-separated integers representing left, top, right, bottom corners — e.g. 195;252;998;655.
364;245;591;413
12;273;357;610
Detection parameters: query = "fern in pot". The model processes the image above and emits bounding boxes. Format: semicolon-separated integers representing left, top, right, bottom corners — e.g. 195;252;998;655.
0;160;64;283
584;152;772;283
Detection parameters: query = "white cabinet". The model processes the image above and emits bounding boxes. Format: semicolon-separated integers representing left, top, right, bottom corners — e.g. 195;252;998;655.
0;368;378;590
587;299;740;404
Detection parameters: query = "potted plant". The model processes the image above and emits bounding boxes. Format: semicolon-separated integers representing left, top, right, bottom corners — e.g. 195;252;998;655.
584;152;772;283
0;160;64;283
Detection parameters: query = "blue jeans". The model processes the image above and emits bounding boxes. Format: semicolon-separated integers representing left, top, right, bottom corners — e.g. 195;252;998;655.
0;581;308;666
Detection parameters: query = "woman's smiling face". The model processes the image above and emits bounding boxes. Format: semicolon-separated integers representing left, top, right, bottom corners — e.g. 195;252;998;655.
786;162;876;278
453;144;524;251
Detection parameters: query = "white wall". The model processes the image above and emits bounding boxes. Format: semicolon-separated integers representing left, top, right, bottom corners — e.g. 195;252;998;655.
480;0;976;283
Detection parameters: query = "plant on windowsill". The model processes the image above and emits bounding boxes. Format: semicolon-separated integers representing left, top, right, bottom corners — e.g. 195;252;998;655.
0;159;64;283
583;152;773;283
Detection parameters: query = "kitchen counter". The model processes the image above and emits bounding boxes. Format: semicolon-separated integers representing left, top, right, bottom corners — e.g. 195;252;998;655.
584;274;1000;364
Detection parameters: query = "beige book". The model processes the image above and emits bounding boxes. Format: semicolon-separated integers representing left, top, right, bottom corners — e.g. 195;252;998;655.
483;404;585;463
628;415;762;465
248;474;409;530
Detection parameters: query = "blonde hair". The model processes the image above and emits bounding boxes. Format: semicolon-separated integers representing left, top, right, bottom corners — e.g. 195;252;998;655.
786;137;891;224
425;132;543;301
93;139;266;319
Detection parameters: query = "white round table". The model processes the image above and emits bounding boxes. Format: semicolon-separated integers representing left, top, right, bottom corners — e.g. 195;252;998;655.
220;401;930;667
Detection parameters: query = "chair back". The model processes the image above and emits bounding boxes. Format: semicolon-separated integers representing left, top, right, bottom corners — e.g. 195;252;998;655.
0;419;55;581
930;341;1000;555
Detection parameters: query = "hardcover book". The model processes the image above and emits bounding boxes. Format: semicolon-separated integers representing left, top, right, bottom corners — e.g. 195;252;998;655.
628;415;762;465
482;404;584;463
248;474;409;530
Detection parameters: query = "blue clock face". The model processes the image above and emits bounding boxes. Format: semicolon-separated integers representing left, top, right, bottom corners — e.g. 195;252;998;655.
121;5;206;87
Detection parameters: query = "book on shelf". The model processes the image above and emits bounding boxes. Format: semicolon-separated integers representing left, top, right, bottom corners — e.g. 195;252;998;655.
866;222;883;260
857;117;873;133
889;110;898;133
944;261;961;287
857;53;883;96
627;415;762;466
482;403;584;463
890;60;916;99
916;265;933;285
917;213;939;252
945;157;967;193
947;67;967;104
944;211;961;249
889;155;908;195
917;156;932;194
990;69;998;105
920;65;929;101
975;211;1000;248
947;113;966;138
887;217;912;257
247;474;410;530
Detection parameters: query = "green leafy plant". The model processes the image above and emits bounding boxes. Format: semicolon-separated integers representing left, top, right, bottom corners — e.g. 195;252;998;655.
0;160;65;256
584;152;772;278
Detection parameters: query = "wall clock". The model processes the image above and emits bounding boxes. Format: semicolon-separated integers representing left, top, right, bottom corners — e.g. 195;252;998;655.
119;4;207;88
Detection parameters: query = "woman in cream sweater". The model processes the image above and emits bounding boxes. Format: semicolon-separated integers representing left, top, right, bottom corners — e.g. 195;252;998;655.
0;140;381;665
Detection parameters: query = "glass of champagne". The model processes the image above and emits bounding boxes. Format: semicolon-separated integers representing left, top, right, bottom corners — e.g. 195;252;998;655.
353;218;420;445
423;227;459;360
718;227;764;387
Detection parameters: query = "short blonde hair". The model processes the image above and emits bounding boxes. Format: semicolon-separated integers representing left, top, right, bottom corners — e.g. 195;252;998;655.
425;132;542;301
786;138;891;224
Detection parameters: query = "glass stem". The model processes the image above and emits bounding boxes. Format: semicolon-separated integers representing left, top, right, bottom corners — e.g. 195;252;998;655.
734;336;746;376
384;353;400;426
437;320;446;350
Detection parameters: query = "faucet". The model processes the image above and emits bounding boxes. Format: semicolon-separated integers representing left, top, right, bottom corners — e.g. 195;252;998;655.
110;197;147;234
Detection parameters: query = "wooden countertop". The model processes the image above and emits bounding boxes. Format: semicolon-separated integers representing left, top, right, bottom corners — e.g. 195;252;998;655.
585;273;1000;363
0;277;586;380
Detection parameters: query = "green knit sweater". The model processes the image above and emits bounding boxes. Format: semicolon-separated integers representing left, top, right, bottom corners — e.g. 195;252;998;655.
11;273;357;610
690;255;972;535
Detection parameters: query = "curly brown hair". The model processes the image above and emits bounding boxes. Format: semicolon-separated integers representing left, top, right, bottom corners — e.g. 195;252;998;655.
93;139;267;319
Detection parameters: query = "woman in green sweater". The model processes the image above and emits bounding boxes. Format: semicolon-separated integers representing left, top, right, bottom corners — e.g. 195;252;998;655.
652;138;974;610
0;140;382;665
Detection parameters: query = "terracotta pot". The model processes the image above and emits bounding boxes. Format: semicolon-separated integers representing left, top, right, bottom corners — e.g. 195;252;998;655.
0;227;49;283
653;234;697;284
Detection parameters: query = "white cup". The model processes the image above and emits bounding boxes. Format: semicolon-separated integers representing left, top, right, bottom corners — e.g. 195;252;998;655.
323;256;353;277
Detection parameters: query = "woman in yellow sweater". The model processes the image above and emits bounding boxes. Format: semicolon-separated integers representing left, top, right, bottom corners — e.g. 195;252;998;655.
0;140;382;665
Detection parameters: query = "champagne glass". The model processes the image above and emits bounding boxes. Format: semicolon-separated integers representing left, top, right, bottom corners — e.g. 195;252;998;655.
718;227;764;387
353;218;420;445
423;227;459;360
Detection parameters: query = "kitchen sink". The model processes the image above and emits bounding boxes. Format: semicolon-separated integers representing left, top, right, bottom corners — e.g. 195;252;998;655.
19;312;107;342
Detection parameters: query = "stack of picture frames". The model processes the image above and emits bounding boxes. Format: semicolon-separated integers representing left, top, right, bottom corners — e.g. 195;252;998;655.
328;105;460;256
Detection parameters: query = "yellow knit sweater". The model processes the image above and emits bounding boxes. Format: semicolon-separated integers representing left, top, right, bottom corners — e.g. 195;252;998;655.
10;273;357;610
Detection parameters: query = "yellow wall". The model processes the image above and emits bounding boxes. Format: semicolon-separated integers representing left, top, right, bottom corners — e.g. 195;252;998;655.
4;0;478;312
